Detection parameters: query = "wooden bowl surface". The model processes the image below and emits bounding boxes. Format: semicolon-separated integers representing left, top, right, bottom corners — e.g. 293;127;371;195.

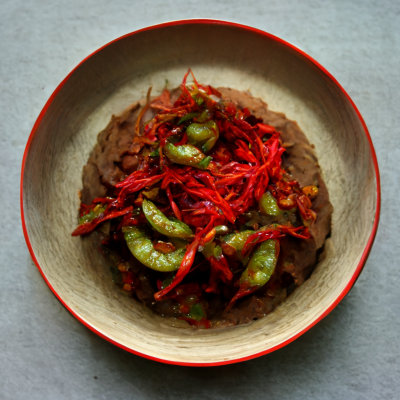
21;20;380;366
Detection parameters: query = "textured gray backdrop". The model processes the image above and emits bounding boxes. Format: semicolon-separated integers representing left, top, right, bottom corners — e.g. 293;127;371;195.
1;0;399;399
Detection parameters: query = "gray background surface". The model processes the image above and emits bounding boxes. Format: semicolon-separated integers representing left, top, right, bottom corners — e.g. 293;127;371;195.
1;0;399;399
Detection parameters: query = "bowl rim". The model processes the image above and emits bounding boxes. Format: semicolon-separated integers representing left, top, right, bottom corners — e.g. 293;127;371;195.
20;18;381;367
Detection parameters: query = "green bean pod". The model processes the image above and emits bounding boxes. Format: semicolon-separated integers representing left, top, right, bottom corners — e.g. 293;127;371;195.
163;141;211;169
214;225;230;235
259;192;296;217
142;199;193;238
259;192;283;216
123;226;185;272
202;241;222;260
186;120;219;153
239;239;279;288
221;230;254;263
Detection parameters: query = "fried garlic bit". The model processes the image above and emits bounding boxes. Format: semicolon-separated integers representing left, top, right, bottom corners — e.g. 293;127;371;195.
302;185;318;199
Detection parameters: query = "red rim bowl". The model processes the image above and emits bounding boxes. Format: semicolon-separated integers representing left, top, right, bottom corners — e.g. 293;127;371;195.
21;19;380;366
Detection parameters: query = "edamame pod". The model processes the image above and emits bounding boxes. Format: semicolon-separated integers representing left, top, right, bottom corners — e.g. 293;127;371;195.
259;192;296;216
239;239;279;288
123;226;185;272
163;141;211;169
221;230;254;263
259;192;283;216
202;241;222;260
214;225;230;235
142;199;193;238
186;120;219;153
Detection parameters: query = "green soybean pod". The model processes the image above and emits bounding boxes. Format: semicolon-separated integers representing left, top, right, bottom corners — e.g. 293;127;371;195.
186;120;219;153
123;226;185;272
259;192;283;216
142;199;193;239
221;230;254;263
239;239;279;288
163;141;211;169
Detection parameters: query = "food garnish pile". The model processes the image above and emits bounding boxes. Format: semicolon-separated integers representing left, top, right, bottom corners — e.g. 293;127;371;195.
73;70;332;329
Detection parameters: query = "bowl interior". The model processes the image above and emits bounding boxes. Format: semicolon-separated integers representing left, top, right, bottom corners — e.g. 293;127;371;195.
22;21;377;365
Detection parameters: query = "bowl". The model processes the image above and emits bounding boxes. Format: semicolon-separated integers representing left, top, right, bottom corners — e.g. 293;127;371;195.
21;19;380;366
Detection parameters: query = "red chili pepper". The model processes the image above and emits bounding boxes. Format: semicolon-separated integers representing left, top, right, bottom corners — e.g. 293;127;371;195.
256;123;277;138
149;88;173;110
296;195;317;225
207;85;222;98
279;225;311;239
179;69;198;109
225;284;260;311
192;171;217;190
166;185;182;221
224;102;237;117
116;173;166;208
153;241;176;254
241;229;283;257
183;214;210;228
117;212;146;230
134;87;152;137
234;140;258;164
200;228;216;246
210;144;232;165
173;132;188;147
92;197;115;204
205;255;233;294
241;225;311;257
71;206;133;236
254;168;270;201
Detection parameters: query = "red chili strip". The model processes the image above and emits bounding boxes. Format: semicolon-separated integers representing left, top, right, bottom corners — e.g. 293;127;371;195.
256;123;277;138
241;225;311;257
116;173;166;202
117;212;146;230
279;225;311;239
154;217;217;300
173;132;188;147
154;235;201;301
235;140;258;165
134;86;152;136
166;185;182;221
225;285;260;311
204;255;233;294
180;69;198;108
241;229;284;257
193;171;217;190
296;195;317;225
71;206;133;236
